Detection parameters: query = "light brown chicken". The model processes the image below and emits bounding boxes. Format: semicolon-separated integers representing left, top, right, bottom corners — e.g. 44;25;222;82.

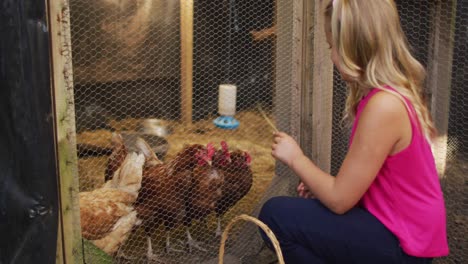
79;151;145;255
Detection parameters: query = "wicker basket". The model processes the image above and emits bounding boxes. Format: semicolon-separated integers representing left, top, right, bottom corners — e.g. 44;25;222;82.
218;214;285;264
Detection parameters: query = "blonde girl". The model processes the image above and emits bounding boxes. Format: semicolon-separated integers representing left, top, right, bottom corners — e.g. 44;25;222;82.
259;0;449;263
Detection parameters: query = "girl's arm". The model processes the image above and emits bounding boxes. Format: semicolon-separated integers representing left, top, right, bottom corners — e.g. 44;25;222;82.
272;92;410;214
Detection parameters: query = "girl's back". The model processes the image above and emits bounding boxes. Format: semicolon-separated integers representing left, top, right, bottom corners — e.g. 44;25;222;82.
351;88;448;257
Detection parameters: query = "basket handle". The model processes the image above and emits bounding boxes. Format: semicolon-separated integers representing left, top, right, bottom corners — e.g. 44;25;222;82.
218;214;285;264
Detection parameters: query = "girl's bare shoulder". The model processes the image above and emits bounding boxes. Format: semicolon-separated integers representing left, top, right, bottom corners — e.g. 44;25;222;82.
357;90;410;146
362;90;408;122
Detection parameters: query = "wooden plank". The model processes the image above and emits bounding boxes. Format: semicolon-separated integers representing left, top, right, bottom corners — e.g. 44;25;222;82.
273;0;304;183
300;0;313;157
274;0;294;134
181;0;194;124
427;0;456;177
47;0;84;263
56;212;64;264
307;0;333;173
275;0;314;185
228;0;307;257
290;0;305;141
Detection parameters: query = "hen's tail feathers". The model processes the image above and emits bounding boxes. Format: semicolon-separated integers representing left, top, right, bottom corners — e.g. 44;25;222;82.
135;137;163;165
111;132;125;146
104;152;145;197
105;132;128;181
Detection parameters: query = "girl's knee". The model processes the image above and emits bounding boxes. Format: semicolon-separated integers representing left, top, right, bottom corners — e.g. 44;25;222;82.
259;196;289;223
258;197;289;249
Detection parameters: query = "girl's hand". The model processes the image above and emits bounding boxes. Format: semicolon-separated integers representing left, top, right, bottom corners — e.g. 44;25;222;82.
297;181;315;199
271;132;304;167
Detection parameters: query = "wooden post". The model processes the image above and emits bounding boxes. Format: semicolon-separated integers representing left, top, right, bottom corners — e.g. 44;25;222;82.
274;0;303;138
56;213;64;263
291;0;308;145
291;0;305;142
274;0;334;176
181;0;194;124
303;0;333;173
47;0;84;263
229;0;310;257
299;0;312;157
427;0;456;177
273;0;305;183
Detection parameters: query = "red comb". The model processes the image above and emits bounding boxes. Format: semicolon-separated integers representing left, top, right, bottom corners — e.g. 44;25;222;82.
245;151;252;165
220;141;229;152
206;142;216;157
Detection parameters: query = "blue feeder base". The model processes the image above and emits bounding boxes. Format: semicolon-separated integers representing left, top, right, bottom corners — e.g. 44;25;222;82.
213;116;240;130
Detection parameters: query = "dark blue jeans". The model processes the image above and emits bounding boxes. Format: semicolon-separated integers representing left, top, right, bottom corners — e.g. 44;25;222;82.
258;196;433;264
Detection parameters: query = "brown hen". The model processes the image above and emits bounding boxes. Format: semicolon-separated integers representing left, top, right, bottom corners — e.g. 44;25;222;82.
213;141;253;237
182;143;224;252
135;139;206;259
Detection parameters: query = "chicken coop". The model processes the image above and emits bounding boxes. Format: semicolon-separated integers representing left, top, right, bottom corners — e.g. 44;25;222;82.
5;0;460;263
52;0;313;262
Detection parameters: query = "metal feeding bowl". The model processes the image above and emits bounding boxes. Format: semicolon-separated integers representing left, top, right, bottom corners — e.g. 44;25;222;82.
139;118;172;138
121;132;169;160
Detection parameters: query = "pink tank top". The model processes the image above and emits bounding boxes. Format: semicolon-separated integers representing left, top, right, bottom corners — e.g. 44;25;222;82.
350;88;449;257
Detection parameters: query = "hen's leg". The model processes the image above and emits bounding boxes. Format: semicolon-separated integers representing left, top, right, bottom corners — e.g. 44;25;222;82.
145;223;159;261
115;246;137;261
146;236;160;261
215;217;223;237
164;231;183;254
186;227;207;253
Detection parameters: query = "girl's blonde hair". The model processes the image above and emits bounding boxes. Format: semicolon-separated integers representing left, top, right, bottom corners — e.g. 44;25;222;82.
325;0;436;139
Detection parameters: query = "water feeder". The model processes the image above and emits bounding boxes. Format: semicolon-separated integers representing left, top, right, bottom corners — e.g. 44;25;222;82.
214;84;240;129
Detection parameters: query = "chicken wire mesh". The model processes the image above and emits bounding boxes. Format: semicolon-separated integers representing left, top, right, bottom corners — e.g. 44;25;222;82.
64;0;466;263
439;1;468;263
68;0;297;263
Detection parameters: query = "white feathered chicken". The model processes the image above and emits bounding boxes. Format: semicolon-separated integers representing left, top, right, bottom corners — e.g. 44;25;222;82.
79;151;145;255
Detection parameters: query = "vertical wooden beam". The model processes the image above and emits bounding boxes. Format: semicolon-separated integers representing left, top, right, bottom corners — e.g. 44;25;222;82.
181;0;194;124
427;0;456;177
270;0;306;197
275;0;334;175
273;0;305;184
290;0;305;141
307;0;333;173
47;0;84;263
273;0;289;168
56;212;64;263
274;0;303;138
300;0;313;157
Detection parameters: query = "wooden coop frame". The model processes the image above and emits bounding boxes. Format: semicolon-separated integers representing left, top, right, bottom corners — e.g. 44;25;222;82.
47;0;456;263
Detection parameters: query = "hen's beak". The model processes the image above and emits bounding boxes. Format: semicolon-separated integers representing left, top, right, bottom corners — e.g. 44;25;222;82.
204;157;212;166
